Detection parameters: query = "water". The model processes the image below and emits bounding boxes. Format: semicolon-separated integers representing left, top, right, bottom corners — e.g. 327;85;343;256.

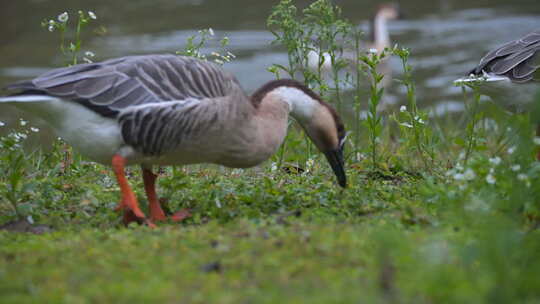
1;0;540;133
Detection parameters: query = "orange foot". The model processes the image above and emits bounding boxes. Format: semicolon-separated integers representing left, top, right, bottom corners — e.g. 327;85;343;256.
142;168;192;223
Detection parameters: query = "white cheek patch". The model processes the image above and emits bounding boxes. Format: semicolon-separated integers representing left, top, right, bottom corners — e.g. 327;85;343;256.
271;86;317;122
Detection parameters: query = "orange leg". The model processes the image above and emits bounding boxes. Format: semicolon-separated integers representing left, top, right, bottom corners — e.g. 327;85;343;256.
142;167;192;222
142;167;167;222
112;154;155;228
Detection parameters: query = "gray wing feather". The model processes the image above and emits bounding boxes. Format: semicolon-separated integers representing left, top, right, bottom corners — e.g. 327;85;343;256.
470;30;540;83
5;55;243;117
118;98;220;156
490;49;536;74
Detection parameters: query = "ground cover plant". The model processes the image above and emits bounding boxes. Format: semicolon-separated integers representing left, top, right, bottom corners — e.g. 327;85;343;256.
1;1;540;303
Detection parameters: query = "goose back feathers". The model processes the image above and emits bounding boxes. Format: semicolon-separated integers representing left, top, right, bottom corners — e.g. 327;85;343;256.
6;55;243;117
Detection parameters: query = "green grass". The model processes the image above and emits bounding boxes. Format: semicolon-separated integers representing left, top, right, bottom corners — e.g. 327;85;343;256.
1;140;540;303
2;1;540;302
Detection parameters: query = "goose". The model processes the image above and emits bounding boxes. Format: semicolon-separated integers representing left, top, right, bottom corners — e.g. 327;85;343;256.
468;30;540;83
465;30;540;159
0;54;347;227
307;3;401;72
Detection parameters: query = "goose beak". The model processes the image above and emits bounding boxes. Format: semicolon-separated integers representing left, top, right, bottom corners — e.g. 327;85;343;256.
324;148;347;188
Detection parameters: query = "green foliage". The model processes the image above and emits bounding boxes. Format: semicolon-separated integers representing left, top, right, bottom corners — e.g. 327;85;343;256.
41;10;100;65
393;47;437;170
176;28;235;65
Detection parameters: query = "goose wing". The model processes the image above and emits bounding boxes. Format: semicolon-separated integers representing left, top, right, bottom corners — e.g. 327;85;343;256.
470;30;540;82
5;55;243;117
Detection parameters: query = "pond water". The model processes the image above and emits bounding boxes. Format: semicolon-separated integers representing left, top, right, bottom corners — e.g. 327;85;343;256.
1;0;540;135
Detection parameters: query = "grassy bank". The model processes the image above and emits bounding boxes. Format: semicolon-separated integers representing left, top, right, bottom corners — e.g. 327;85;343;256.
2;0;540;303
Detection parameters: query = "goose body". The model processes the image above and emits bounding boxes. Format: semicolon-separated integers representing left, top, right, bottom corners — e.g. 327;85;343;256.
464;30;540;159
1;54;347;226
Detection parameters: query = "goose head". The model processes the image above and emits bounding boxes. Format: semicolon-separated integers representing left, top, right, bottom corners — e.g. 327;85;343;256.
376;3;401;21
253;79;347;187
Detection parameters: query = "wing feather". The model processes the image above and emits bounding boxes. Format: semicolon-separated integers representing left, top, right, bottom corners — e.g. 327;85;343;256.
470;30;540;83
4;55;243;118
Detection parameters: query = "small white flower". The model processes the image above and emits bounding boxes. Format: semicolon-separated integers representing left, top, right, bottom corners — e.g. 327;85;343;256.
0;121;5;127
49;20;55;25
83;57;93;64
511;164;521;172
507;146;516;154
489;167;495;174
400;105;407;112
84;51;95;57
226;51;236;58
534;137;540;145
48;25;55;32
400;122;413;128
19;119;28;126
208;28;215;36
463;168;476;180
489;157;502;166
30;127;39;133
414;115;425;124
211;51;220;57
486;174;496;184
368;48;378;54
88;11;97;19
517;173;528;181
58;12;69;23
14;132;28;141
270;162;278;172
453;173;465;181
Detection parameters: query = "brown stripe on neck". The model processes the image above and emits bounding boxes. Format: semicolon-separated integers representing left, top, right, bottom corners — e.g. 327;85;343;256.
250;79;322;108
250;78;346;143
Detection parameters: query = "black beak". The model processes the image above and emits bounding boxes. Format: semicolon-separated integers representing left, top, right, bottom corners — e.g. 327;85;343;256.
324;148;347;188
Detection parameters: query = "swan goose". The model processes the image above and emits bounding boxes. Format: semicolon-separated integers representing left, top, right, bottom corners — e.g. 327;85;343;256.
0;54;347;227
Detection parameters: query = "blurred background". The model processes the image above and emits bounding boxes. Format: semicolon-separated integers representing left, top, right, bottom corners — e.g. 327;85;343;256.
1;0;540;129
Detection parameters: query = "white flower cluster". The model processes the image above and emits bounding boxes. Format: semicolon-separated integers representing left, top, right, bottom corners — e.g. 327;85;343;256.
58;12;69;23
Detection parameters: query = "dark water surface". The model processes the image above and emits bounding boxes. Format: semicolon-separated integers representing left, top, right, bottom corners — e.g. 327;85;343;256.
1;0;539;133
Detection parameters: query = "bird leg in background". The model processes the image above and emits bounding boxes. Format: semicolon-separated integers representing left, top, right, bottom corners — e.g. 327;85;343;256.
112;154;155;228
142;167;192;222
